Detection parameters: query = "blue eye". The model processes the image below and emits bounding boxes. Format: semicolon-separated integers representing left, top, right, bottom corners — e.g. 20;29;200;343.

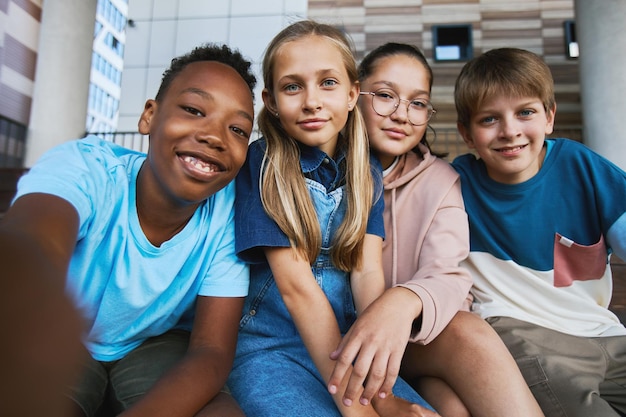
519;109;535;117
284;84;300;92
322;79;338;87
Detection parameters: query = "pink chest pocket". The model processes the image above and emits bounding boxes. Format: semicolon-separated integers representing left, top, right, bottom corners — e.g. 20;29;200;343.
553;233;607;288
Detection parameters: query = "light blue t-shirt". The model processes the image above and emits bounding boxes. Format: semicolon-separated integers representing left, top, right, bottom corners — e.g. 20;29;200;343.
14;136;249;361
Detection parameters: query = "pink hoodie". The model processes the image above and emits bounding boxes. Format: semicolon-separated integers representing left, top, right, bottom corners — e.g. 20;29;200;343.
382;144;472;345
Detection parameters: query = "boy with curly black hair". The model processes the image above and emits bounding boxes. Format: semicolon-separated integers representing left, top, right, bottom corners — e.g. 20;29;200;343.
1;43;256;417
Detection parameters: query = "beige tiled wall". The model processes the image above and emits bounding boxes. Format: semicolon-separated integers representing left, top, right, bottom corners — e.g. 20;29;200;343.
308;0;580;139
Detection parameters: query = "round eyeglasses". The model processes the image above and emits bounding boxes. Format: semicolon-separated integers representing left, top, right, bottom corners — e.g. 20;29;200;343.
360;89;436;126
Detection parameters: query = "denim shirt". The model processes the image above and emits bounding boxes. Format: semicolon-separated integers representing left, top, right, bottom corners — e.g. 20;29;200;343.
235;137;384;264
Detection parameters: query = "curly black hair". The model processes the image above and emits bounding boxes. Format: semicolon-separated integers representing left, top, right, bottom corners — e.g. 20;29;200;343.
155;43;256;102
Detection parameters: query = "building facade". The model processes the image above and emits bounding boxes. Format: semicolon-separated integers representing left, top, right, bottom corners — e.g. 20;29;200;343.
0;0;40;167
0;0;129;167
1;1;625;169
86;0;129;134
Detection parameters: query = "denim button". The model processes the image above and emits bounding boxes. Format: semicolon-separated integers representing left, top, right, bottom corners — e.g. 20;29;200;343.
249;309;256;316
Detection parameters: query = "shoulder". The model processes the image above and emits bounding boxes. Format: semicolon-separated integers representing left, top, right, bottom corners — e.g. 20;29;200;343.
240;138;267;173
40;136;143;170
452;152;478;166
451;152;482;177
248;137;267;157
428;154;460;180
550;138;624;176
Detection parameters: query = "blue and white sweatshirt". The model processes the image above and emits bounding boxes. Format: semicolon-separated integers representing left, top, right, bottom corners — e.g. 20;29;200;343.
453;139;626;337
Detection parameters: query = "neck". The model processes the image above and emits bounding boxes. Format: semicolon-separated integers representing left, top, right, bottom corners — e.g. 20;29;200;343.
135;163;198;247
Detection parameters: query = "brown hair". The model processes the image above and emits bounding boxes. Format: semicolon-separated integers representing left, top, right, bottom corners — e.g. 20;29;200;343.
455;48;555;128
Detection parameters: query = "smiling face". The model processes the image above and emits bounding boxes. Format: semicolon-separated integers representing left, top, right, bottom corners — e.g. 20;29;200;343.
458;94;556;184
359;54;432;169
138;60;254;206
263;35;359;157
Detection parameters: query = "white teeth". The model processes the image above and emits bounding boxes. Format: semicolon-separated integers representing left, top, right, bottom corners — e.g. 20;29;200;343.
499;146;523;152
182;155;217;173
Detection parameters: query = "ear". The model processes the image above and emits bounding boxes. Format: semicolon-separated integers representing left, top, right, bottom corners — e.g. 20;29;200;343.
262;88;277;115
457;121;476;149
545;103;557;135
347;80;360;111
138;99;156;135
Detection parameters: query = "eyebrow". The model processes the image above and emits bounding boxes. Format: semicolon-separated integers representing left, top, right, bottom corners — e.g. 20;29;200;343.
370;80;429;96
181;87;253;123
279;68;342;83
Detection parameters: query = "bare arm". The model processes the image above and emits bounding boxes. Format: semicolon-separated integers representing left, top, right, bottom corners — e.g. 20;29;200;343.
119;295;244;417
328;233;423;406
328;236;437;417
329;179;471;406
0;193;84;417
350;234;386;315
266;246;379;417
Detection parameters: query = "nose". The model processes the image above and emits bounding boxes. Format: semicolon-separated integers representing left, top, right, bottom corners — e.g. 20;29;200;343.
303;88;322;112
195;118;227;149
499;116;522;139
390;99;409;122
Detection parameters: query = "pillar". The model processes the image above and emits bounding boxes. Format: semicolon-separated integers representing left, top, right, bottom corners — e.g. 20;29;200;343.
24;0;97;167
574;0;626;170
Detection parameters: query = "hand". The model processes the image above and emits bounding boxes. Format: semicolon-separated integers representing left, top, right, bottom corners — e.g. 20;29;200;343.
373;394;440;417
328;288;422;406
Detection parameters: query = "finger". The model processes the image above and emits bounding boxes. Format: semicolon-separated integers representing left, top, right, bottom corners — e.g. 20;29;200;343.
329;327;352;360
358;352;390;404
376;349;402;399
342;347;377;405
327;336;363;396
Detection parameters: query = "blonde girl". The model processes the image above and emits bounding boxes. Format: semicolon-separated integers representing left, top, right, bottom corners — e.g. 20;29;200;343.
227;22;435;417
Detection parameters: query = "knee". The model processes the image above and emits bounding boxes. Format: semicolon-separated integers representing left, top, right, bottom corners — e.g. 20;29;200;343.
440;311;497;345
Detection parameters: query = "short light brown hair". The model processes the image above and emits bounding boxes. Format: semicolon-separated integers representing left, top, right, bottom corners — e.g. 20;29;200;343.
455;48;555;128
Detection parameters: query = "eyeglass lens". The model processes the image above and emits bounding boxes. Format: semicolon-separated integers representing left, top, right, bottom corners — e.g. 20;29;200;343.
371;90;433;125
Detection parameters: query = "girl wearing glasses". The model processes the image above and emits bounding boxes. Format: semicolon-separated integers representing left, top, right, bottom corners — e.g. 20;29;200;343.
328;43;545;417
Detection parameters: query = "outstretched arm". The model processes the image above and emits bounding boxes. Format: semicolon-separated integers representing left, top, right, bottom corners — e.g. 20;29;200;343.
0;193;83;417
266;246;379;417
119;295;244;417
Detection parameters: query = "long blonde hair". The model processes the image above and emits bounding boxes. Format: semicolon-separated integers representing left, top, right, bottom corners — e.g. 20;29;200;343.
259;20;375;271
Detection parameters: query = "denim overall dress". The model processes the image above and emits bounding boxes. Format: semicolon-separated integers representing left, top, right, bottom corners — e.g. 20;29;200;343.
228;179;431;416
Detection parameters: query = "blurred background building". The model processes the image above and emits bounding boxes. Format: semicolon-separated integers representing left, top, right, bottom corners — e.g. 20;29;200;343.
0;0;624;169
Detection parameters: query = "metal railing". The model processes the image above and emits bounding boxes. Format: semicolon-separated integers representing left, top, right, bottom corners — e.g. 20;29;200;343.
89;131;149;153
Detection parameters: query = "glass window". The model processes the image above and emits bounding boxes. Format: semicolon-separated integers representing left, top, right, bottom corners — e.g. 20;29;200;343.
564;20;578;59
432;24;473;62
